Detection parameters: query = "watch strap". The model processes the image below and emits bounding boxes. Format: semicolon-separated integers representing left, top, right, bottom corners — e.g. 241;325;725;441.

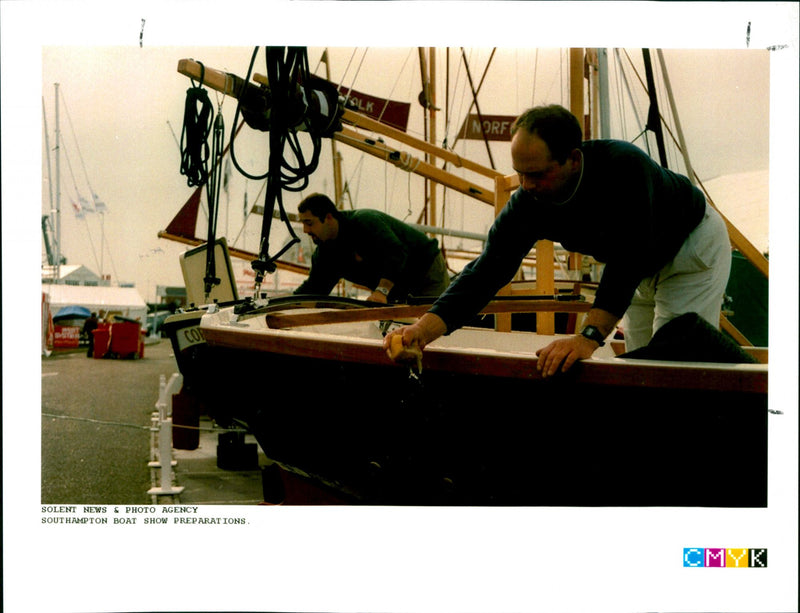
580;325;606;346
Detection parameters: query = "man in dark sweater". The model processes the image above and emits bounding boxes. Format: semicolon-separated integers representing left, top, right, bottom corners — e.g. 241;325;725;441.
385;104;731;375
294;193;451;303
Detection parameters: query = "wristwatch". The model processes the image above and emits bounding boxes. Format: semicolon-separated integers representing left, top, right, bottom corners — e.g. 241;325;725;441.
580;325;606;346
374;286;390;297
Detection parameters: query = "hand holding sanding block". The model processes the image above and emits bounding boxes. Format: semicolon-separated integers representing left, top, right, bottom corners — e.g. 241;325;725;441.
387;334;423;372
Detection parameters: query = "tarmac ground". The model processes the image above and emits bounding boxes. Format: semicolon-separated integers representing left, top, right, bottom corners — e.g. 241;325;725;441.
41;338;269;505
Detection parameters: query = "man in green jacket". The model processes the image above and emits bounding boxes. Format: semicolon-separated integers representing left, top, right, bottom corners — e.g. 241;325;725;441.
294;193;451;303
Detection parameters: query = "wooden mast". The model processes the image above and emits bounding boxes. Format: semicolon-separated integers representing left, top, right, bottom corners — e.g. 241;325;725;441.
428;47;438;230
54;83;62;283
321;49;344;208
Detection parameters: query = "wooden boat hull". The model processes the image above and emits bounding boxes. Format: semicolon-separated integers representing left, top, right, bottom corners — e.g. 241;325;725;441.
164;302;768;507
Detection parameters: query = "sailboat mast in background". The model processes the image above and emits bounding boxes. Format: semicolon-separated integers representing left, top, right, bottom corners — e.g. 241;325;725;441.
54;83;62;282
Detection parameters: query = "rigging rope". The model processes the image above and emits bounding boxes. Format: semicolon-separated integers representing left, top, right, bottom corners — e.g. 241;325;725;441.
335;47;415;215
55;92;106;275
230;46;339;298
179;62;214;187
230;48;269;181
374;48;413;127
335;47;359;97
177;60;228;299
202;110;226;298
338;48;370;111
61;89;101;207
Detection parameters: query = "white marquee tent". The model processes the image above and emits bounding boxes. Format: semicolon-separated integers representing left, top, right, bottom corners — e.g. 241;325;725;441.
42;284;147;322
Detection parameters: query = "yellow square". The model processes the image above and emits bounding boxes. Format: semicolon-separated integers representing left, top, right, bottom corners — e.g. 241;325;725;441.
726;548;749;568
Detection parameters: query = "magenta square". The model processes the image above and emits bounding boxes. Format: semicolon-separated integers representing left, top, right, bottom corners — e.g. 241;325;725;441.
705;548;726;567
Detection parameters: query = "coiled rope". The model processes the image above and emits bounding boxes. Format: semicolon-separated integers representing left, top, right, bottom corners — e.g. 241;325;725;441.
179;61;214;187
176;60;229;298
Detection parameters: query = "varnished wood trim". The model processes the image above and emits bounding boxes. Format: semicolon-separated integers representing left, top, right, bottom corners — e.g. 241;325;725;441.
201;325;767;394
265;298;591;329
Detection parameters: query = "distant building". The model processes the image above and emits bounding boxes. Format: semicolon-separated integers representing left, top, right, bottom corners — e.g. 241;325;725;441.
42;264;109;286
42;284;148;322
156;285;187;310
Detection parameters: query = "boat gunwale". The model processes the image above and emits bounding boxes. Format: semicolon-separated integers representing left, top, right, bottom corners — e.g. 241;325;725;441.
199;315;768;395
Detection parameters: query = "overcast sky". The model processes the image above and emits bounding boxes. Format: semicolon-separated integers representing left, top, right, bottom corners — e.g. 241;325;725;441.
2;2;789;304
3;2;799;612
35;43;774;300
3;3;797;297
34;45;770;300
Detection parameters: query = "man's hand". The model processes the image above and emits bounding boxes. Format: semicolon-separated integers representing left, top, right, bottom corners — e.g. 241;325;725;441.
366;290;388;304
383;323;429;359
535;335;599;377
367;278;394;303
535;307;618;377
383;313;447;362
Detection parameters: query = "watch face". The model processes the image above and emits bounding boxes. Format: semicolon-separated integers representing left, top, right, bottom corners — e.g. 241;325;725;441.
582;326;603;344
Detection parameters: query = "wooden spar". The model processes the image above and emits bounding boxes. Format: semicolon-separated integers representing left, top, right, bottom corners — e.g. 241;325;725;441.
320;49;344;208
265;298;591;329
176;59;250;98
157;230;310;276
570;48;585;130
249;70;502;182
177;59;499;202
720;314;754;347
706;195;769;277
428;47;438;228
339;109;502;181
333;127;495;205
536;239;557;334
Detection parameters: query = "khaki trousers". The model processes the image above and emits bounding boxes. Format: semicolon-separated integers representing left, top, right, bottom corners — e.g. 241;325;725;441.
622;203;732;352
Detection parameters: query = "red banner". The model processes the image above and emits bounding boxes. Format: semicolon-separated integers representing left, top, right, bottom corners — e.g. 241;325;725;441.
457;114;517;141
54;325;81;349
336;85;411;132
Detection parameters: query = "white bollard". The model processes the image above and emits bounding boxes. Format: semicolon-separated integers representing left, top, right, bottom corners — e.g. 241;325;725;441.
147;373;185;498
